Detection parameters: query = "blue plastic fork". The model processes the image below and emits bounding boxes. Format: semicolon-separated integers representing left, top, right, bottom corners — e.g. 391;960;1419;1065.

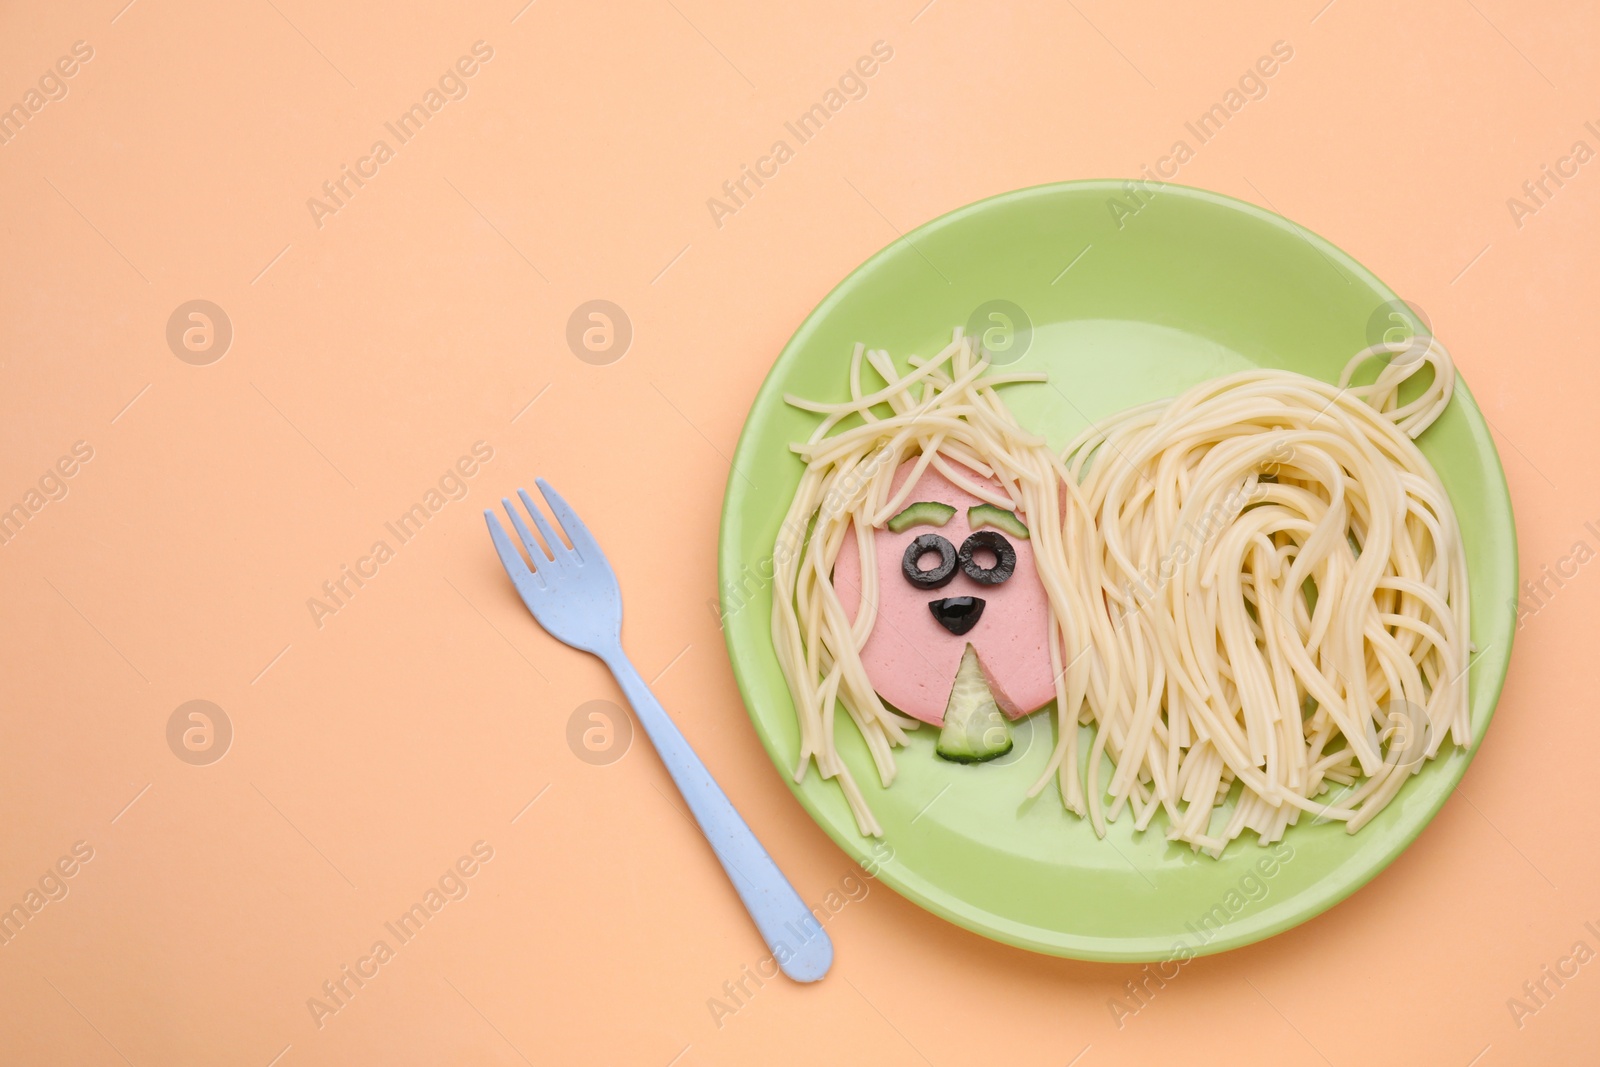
484;479;833;982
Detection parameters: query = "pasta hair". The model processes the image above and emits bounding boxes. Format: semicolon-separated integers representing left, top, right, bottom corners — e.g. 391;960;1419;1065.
772;332;1468;856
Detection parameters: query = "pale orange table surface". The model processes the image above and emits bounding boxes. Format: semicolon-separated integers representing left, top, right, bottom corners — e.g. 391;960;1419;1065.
2;2;1597;1064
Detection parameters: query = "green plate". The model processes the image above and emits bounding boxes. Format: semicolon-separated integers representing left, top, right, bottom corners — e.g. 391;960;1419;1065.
717;181;1516;962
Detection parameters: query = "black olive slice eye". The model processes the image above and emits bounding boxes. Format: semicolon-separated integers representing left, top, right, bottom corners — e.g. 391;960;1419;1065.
901;534;957;589
959;530;1015;585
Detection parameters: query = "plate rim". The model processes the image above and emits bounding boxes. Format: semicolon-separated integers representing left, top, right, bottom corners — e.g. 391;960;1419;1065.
716;178;1518;962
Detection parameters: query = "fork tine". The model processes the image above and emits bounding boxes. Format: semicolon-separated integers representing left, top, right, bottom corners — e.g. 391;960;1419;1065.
534;478;597;563
484;510;534;579
517;488;570;561
502;496;550;563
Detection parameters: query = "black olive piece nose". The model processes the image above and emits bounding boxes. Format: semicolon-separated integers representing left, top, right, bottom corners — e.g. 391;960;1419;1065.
929;596;985;636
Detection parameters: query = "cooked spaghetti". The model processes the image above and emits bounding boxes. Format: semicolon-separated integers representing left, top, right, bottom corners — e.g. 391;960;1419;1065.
771;330;1469;855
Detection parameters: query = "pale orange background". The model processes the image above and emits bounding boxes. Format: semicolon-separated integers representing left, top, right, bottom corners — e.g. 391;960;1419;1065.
1;1;1596;1064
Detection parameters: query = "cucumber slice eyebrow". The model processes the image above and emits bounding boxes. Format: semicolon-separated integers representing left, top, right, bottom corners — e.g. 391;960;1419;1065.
967;503;1029;539
936;645;1013;763
886;500;956;532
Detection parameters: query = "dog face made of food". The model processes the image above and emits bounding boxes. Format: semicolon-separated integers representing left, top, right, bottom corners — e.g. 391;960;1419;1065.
832;458;1055;728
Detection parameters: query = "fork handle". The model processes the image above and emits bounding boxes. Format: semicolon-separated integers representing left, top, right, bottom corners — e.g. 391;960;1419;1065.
599;644;833;983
